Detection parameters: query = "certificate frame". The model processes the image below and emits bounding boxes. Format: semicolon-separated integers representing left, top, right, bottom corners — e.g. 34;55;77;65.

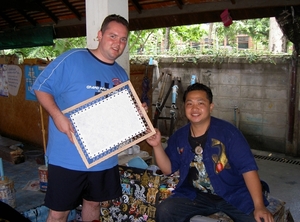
62;81;155;168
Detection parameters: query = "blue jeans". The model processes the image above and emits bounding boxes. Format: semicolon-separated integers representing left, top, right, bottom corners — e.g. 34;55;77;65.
155;192;257;222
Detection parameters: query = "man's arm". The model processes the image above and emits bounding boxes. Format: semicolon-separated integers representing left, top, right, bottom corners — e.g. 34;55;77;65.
243;170;274;222
34;90;74;143
146;129;172;175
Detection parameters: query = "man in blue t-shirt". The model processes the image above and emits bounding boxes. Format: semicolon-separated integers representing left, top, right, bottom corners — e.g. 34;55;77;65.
32;14;146;222
146;83;274;222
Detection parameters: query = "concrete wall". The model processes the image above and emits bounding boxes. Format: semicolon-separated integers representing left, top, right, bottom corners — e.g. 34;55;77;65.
148;56;299;156
0;58;298;156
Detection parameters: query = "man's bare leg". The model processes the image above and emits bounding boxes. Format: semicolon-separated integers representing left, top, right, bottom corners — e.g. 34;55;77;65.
81;199;100;221
46;209;70;222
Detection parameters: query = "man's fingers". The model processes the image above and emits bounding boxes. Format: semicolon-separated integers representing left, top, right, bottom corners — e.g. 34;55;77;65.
67;131;74;143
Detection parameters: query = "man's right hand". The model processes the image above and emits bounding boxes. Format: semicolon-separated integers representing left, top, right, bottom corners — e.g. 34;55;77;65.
146;128;162;148
52;113;74;143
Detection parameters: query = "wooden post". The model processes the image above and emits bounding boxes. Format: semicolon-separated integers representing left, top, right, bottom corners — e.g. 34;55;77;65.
39;105;47;154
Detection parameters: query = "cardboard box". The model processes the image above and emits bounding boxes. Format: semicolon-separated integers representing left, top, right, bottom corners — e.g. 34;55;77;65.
0;145;25;164
23;58;49;65
0;55;19;64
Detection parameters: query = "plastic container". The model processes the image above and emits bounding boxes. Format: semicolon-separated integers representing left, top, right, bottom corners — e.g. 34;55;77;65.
0;176;16;208
38;165;48;192
126;156;148;169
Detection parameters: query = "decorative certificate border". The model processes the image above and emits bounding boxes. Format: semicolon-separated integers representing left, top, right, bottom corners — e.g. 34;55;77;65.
62;81;155;168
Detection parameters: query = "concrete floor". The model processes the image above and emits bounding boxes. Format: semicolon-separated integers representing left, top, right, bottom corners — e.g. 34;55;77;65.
1;149;299;221
2;159;45;213
253;149;300;221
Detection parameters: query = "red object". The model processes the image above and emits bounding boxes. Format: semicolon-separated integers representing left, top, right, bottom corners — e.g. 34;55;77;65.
220;9;233;27
216;162;224;173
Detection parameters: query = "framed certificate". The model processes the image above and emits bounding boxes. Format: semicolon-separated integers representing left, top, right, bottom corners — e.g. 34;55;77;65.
62;81;155;168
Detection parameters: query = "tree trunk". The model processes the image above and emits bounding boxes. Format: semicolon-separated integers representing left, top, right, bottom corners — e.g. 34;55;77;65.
164;27;171;53
269;17;287;53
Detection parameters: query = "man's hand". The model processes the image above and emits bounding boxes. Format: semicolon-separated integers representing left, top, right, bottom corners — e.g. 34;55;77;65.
254;206;274;222
52;113;75;143
146;128;161;148
142;102;149;114
34;90;75;143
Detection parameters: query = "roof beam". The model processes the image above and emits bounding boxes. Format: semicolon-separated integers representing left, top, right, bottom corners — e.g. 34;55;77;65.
174;0;184;9
61;0;82;21
17;9;37;26
36;1;58;24
129;0;300;19
0;12;16;28
130;0;143;14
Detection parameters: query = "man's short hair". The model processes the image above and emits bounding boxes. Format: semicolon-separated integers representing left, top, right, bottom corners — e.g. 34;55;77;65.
101;14;129;33
183;83;213;103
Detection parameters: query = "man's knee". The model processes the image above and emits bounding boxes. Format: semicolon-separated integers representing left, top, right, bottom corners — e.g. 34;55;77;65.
47;209;69;221
156;198;173;217
83;199;100;209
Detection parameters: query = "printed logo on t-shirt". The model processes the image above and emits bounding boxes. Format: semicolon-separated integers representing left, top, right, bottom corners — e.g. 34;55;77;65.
112;78;122;86
85;81;109;95
86;78;123;95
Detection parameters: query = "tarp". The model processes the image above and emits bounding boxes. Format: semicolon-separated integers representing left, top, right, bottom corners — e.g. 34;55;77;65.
0;26;53;50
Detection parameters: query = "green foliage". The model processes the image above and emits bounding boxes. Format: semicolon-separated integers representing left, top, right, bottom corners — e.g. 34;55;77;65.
214;18;270;48
243;18;270;46
2;18;290;65
129;29;163;55
171;25;208;42
3;37;87;59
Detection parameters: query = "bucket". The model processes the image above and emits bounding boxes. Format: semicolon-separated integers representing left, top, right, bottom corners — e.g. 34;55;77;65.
24;150;45;164
0;176;16;208
38;165;48;192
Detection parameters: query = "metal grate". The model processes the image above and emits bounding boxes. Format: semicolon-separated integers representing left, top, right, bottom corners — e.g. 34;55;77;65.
254;155;300;165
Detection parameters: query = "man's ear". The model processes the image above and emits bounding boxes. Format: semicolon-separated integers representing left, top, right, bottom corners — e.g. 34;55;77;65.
210;103;214;113
97;30;103;41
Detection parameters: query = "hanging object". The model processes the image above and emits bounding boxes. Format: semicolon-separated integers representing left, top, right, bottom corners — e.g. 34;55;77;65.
141;66;150;106
220;9;233;27
171;85;178;105
190;74;197;85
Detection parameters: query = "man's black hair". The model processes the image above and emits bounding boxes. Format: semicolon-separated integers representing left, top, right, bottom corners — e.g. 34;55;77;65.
183;83;213;103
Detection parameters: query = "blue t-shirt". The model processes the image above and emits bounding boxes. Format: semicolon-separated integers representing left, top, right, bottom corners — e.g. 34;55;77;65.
32;48;129;171
165;117;269;214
